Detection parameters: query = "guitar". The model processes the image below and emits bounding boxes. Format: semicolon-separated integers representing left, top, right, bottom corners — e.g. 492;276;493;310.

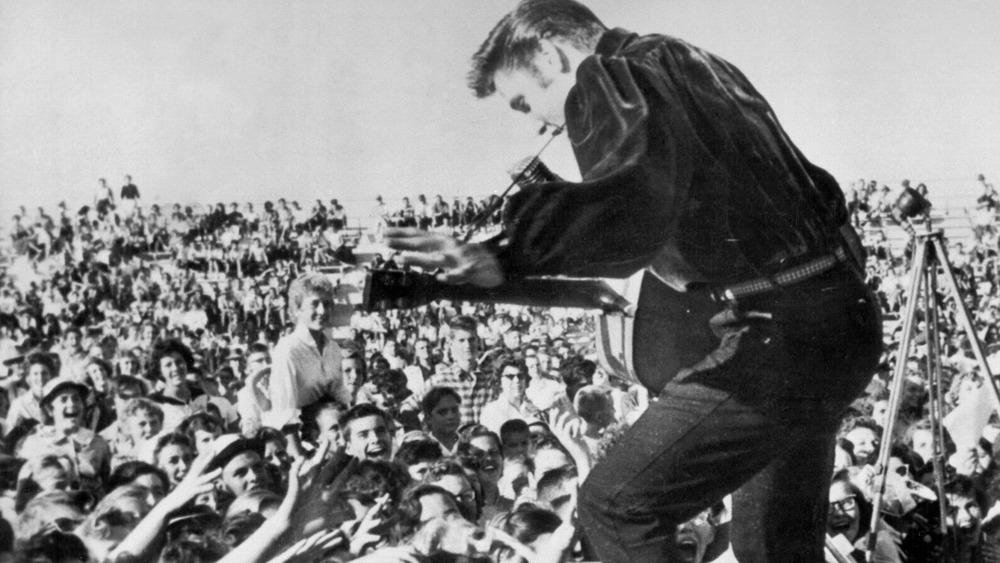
362;267;635;316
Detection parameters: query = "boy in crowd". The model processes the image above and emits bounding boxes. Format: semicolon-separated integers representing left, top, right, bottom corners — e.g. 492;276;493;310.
264;274;352;456
341;403;393;461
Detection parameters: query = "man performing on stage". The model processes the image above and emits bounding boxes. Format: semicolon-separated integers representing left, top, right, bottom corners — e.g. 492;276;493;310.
385;1;883;561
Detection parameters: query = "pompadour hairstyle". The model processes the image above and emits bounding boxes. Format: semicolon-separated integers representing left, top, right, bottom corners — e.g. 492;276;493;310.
468;0;606;98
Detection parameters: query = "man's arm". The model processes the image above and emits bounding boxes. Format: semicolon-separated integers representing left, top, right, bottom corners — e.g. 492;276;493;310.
387;55;691;283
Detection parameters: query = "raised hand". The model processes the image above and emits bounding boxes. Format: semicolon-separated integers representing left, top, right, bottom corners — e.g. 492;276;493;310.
344;493;391;556
546;410;592;480
382;228;504;287
161;452;222;513
267;528;345;563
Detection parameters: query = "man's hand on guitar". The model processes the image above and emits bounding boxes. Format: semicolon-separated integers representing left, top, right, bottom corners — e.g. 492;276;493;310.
383;228;504;288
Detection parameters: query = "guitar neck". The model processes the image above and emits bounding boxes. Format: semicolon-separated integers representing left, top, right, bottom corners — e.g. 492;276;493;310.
363;269;633;315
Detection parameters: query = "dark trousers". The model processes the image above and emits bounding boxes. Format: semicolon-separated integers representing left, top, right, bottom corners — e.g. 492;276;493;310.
579;264;883;563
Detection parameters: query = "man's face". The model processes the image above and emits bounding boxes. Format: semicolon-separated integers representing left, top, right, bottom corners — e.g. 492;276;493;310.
222;451;267;496
449;329;478;368
493;62;569;127
947;492;983;547
502;430;530;459
244;351;269;377
345;415;392;460
49;390;84;426
427;396;461;437
294;291;334;331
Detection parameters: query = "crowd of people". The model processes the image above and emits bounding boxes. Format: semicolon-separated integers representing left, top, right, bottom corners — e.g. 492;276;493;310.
0;171;997;563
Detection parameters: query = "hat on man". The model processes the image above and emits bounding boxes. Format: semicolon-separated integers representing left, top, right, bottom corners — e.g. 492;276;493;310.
40;376;90;406
205;434;265;473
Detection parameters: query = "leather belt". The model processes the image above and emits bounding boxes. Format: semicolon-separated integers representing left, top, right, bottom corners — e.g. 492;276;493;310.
712;246;849;304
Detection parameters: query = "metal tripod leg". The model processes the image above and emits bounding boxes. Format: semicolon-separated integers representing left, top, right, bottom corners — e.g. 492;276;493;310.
932;236;1000;409
923;254;949;539
869;236;929;547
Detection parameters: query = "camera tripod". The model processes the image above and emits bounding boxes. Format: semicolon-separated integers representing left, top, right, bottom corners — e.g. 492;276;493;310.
868;225;1000;550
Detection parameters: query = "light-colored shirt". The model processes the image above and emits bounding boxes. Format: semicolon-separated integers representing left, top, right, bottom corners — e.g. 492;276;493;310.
479;397;541;435
265;325;351;429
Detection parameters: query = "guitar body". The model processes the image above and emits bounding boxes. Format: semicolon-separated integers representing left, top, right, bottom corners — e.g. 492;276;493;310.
596;272;723;394
630;273;722;394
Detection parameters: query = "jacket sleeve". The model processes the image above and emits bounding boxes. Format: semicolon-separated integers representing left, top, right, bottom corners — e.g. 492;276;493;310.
490;54;696;279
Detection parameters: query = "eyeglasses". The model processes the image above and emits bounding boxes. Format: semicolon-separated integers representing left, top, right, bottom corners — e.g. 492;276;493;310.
829;496;857;514
454;490;477;504
502;371;527;380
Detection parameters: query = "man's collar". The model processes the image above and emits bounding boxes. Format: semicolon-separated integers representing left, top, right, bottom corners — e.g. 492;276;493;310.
593;27;636;58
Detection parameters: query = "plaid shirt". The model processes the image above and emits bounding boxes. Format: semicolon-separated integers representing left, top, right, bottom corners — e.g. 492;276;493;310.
408;364;500;426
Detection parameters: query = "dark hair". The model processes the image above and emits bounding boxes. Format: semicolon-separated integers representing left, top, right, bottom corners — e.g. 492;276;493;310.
245;342;269;357
447;315;479;336
154;432;195;460
830;471;873;539
221;511;266;549
370;369;409;397
149;338;195;379
158;538;227;563
421;386;462;418
468;0;607;97
14;530;88;563
422;459;479;521
945;474;989;513
489;502;562;550
23;353;58;377
493;356;528;381
559;356;596;401
459;425;502;453
342;459;412;508
339;403;389;431
391;483;456;543
500;419;530;441
107;461;170;494
535;464;577;505
394;439;445;467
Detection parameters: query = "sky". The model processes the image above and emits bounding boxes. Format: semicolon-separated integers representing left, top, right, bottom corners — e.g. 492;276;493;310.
1;0;999;222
